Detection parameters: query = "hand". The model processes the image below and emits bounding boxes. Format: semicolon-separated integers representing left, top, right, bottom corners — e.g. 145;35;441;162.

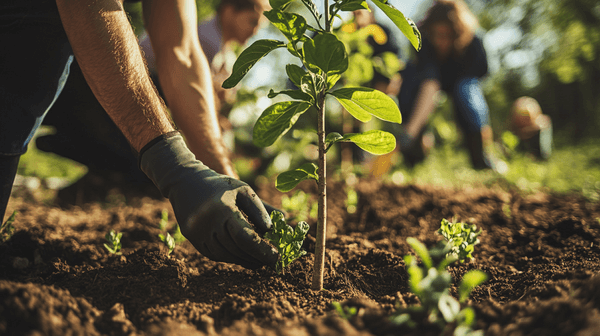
140;132;278;269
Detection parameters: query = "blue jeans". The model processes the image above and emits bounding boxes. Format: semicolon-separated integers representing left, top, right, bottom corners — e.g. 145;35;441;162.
397;64;492;168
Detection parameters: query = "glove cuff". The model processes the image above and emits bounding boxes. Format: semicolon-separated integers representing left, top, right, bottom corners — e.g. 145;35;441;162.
139;132;208;198
137;131;181;166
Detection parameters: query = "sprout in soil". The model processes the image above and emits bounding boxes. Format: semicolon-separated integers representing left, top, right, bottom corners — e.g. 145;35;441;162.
438;218;482;263
157;210;186;256
104;230;123;255
265;210;309;273
1;210;17;244
392;237;487;335
223;0;421;290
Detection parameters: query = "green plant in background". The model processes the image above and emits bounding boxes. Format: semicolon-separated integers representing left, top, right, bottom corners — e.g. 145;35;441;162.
265;211;310;273
281;189;318;222
157;210;186;256
331;301;358;320
223;0;421;290
104;230;123;255
392;237;487;335
345;187;358;214
438;218;482;263
1;211;17;244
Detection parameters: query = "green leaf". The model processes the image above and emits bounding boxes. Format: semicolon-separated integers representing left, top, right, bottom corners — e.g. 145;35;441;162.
253;101;311;147
269;0;293;10
438;293;460;323
303;33;348;75
276;163;318;192
222;39;285;89
458;270;487;303
268;89;313;102
330;87;402;123
264;9;307;42
340;130;396;154
327;73;341;89
325;132;344;146
336;0;369;12
369;0;421;51
286;64;306;87
407;237;432;269
300;73;325;101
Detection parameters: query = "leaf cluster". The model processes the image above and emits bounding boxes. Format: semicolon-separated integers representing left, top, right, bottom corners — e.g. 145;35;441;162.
264;211;309;273
1;211;16;244
222;0;421;193
438;218;482;263
104;230;123;255
392;237;487;335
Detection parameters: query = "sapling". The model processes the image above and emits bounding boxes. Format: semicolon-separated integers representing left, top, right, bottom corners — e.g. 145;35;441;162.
392;237;487;335
104;230;123;255
223;0;421;290
265;210;309;273
1;211;16;244
438;218;482;263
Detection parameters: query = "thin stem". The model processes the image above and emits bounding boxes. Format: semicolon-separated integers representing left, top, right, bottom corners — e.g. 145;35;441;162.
325;0;330;32
311;88;327;291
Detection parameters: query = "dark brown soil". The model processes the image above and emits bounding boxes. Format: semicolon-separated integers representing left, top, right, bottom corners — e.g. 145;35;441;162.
2;177;600;335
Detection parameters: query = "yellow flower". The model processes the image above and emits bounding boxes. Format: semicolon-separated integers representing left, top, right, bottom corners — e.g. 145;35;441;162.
341;22;357;34
365;24;387;45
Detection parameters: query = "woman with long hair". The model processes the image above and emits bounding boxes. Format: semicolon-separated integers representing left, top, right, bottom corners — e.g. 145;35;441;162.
397;0;499;170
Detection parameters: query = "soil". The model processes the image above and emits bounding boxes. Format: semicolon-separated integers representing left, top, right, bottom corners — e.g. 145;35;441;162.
2;176;600;336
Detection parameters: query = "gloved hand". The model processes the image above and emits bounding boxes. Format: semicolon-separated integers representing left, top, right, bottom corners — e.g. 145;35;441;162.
140;132;278;269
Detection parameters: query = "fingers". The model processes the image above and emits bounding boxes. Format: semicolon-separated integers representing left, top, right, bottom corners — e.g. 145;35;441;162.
236;188;272;234
225;217;279;269
199;236;264;270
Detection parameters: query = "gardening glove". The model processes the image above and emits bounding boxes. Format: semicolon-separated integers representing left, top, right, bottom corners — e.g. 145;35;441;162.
139;132;278;269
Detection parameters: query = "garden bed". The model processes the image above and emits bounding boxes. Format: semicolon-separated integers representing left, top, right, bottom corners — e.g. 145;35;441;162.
2;178;600;335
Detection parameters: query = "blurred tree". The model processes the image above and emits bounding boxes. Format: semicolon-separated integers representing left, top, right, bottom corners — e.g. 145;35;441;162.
478;0;600;142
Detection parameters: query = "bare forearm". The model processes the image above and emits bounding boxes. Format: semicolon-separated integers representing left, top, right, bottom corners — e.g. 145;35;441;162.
405;79;440;138
56;0;174;151
158;55;237;177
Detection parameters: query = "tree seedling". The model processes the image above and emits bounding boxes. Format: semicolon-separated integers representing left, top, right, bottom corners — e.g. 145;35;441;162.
392;237;487;335
438;218;482;263
1;211;16;244
265;211;309;273
104;230;123;255
223;0;421;290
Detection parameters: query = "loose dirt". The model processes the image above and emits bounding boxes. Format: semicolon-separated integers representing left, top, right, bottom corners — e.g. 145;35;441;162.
2;177;600;335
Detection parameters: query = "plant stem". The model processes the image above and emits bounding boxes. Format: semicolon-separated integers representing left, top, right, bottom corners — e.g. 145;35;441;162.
312;90;327;291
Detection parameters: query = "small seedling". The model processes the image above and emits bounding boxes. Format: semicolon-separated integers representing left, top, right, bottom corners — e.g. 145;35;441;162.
104;230;123;255
159;232;176;256
392;237;487;335
157;210;186;256
1;211;17;243
265;211;309;273
438;218;482;263
331;301;358;320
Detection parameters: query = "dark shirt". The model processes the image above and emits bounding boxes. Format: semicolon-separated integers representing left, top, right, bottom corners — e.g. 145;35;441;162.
416;35;488;93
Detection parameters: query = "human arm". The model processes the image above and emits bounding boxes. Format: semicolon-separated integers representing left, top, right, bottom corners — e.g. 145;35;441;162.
404;79;441;138
55;0;277;268
142;0;237;178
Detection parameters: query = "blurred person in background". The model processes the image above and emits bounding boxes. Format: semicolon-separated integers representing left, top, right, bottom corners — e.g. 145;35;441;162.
509;96;553;160
395;0;501;171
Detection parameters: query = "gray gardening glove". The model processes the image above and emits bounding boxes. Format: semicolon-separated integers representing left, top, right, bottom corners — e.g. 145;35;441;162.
140;132;278;269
